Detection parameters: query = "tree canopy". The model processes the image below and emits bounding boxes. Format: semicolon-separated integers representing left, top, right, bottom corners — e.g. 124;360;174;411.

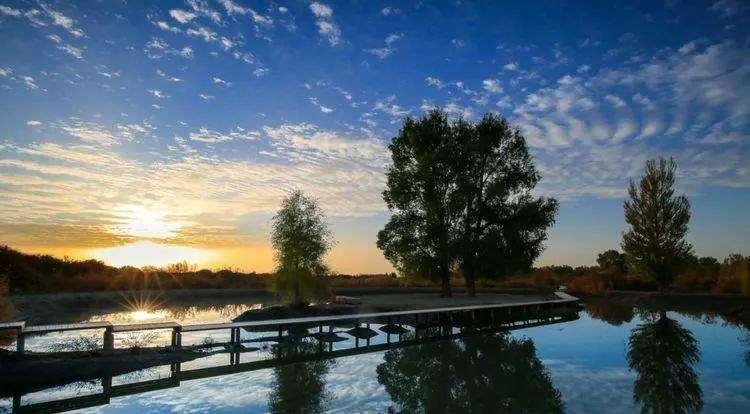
621;157;692;291
270;190;333;307
377;110;557;296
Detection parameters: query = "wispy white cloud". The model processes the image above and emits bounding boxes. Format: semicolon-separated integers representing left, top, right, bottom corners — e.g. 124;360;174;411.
310;2;341;46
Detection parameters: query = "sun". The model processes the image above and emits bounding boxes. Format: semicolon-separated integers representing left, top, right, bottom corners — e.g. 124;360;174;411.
112;204;186;239
90;241;214;267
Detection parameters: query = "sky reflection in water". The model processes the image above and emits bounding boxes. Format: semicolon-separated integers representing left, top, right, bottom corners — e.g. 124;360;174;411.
2;303;749;413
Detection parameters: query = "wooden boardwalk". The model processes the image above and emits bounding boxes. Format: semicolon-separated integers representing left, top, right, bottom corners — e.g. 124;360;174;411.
1;292;579;355
5;302;580;414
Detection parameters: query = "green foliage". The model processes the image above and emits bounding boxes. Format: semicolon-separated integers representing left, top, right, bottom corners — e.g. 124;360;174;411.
270;190;333;307
377;110;557;297
622;158;693;291
627;312;702;413
377;333;563;413
377;110;458;297
597;249;628;274
453;114;558;295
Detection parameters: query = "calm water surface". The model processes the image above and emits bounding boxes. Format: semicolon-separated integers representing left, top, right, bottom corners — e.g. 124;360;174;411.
2;299;749;413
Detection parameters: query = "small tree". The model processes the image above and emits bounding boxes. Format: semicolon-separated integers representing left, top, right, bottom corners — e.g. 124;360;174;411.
621;158;692;291
270;190;333;307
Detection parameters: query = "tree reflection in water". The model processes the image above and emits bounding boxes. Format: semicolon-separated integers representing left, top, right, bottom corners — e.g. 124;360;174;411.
376;331;563;413
267;333;334;414
627;310;702;414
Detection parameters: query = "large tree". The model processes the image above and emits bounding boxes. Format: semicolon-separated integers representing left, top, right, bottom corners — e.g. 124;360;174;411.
621;158;692;291
377;110;459;297
270;190;333;307
453;114;557;296
377;110;556;297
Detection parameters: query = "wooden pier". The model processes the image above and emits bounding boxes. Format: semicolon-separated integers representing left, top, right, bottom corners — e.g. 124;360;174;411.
1;293;580;413
0;292;579;355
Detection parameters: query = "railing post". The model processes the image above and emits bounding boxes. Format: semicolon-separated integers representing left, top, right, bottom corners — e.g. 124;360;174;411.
172;326;182;349
16;329;25;355
103;327;114;353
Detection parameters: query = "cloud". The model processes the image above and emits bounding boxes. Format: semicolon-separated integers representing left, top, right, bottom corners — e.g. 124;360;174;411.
373;95;410;119
41;4;85;37
604;94;626;108
503;62;519;71
309;3;341;46
482;79;502;93
710;0;744;17
169;9;197;23
509;39;750;198
308;97;334;113
212;77;231;87
365;33;403;59
59;120;120;146
425;76;445;88
0;121;389;249
148;89;168;99
310;3;333;18
187;126;259;143
0;5;21;17
381;7;400;16
57;44;83;59
187;26;218;42
186;0;222;24
26;120;42;126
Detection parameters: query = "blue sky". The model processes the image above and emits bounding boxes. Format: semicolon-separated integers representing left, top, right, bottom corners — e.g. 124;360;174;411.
0;0;748;272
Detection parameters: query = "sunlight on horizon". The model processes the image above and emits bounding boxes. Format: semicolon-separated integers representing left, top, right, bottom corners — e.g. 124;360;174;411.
89;241;214;268
111;205;188;239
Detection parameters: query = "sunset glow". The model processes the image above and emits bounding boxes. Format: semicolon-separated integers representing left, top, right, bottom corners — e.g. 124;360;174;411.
90;241;214;268
112;205;187;239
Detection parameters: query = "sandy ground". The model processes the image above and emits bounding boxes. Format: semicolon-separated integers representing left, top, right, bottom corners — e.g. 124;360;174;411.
8;288;553;325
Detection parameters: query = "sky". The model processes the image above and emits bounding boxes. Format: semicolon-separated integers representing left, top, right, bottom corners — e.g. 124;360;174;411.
0;0;748;273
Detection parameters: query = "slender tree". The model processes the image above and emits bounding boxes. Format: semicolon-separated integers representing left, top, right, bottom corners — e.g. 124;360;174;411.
621;157;692;291
377;110;459;297
453;114;557;296
270;190;333;307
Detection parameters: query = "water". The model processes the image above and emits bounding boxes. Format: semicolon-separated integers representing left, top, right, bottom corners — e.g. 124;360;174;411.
2;299;749;413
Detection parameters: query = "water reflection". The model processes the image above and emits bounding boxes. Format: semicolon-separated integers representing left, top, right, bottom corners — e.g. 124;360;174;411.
627;310;702;414
377;330;563;413
268;339;333;414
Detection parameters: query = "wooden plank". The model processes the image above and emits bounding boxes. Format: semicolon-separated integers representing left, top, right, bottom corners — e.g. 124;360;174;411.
112;322;180;332
181;322;229;332
0;321;24;330
24;321;112;334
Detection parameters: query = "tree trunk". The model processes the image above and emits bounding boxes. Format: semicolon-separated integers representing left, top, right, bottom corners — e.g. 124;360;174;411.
440;258;452;298
465;265;476;297
441;274;452;298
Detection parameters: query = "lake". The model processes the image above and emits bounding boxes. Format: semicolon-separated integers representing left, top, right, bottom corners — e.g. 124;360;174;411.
2;297;749;413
